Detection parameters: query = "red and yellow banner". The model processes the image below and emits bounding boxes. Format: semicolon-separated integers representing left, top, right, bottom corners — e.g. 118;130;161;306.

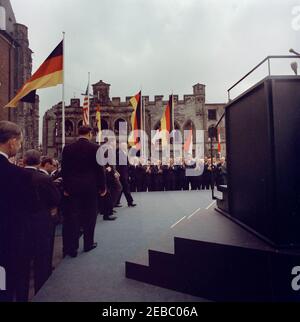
96;105;101;143
129;91;142;148
160;95;174;146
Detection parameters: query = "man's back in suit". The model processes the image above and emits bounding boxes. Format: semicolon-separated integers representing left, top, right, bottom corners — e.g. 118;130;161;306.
0;155;36;302
25;168;61;213
62;138;106;196
24;167;61;293
61;132;107;255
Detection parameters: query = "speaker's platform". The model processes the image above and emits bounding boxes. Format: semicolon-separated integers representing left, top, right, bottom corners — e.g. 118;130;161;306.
125;208;300;302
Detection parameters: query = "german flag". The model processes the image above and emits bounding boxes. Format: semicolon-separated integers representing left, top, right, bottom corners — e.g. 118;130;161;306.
128;91;142;147
160;95;174;146
160;95;174;133
96;105;101;143
4;41;63;108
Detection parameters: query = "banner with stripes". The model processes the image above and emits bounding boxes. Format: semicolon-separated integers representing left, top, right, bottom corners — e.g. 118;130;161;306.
5;40;63;108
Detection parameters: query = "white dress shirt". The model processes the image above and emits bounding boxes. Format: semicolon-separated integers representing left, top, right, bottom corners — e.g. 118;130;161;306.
39;168;49;176
24;166;38;171
0;151;9;159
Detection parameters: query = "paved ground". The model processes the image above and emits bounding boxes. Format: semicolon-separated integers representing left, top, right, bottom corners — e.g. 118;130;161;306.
33;190;213;302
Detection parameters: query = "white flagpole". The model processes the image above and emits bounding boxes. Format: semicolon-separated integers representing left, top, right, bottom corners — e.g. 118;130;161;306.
172;92;175;131
171;92;174;159
62;31;66;150
87;72;90;125
140;88;143;157
144;96;146;157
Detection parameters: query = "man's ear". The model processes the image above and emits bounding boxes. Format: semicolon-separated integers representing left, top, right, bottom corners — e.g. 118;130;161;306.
8;138;15;148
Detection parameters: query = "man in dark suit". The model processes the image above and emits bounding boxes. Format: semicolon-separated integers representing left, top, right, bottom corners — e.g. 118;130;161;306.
39;156;63;277
39;157;57;176
0;121;36;302
23;150;61;294
135;159;146;192
61;126;106;257
116;142;136;207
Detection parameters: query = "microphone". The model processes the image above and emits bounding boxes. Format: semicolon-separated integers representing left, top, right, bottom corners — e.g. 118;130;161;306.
289;48;300;56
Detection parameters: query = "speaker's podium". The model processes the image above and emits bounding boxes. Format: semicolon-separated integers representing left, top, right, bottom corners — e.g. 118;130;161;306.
218;75;300;248
126;58;300;301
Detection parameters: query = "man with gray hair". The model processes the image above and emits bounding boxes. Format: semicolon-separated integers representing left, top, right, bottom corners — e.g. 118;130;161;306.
0;121;36;302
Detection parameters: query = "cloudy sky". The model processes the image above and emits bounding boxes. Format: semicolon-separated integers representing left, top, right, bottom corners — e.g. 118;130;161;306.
10;0;300;120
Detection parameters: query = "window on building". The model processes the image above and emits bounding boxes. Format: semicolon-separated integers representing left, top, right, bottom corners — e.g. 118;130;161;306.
0;6;6;30
208;109;217;120
65;120;73;137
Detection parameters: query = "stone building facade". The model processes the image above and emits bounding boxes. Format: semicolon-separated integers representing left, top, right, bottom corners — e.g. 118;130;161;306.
43;80;226;159
0;0;39;152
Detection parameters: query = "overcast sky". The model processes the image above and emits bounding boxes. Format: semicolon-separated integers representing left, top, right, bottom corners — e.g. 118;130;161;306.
10;0;300;119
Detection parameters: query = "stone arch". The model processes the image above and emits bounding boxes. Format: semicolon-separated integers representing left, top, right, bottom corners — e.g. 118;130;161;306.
78;120;83;128
90;117;109;132
65;119;74;137
153;120;160;131
174;121;181;131
101;119;109;131
172;121;182;142
114;118;128;134
153;120;180;131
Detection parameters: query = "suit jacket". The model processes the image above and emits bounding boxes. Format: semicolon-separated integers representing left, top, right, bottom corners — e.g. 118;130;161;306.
24;168;61;255
61;138;106;196
25;168;61;213
0;155;36;270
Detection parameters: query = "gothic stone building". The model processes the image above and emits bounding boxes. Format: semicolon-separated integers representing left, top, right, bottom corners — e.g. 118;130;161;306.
0;0;39;152
43;80;226;159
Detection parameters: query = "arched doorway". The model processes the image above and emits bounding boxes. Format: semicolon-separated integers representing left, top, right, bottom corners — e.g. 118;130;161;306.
65;120;74;137
114;118;128;135
101;119;109;131
77;120;83;134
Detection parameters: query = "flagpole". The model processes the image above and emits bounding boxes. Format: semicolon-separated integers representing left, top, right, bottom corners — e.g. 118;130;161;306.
172;92;175;131
62;31;66;151
140;87;143;157
87;72;90;125
171;92;175;159
143;95;146;157
97;105;101;145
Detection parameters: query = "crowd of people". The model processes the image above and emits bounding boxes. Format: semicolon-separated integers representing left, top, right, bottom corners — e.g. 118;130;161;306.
0;122;138;302
127;156;227;192
0;120;226;302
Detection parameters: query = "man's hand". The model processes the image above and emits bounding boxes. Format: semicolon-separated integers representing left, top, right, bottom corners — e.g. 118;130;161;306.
64;191;70;197
99;188;107;197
